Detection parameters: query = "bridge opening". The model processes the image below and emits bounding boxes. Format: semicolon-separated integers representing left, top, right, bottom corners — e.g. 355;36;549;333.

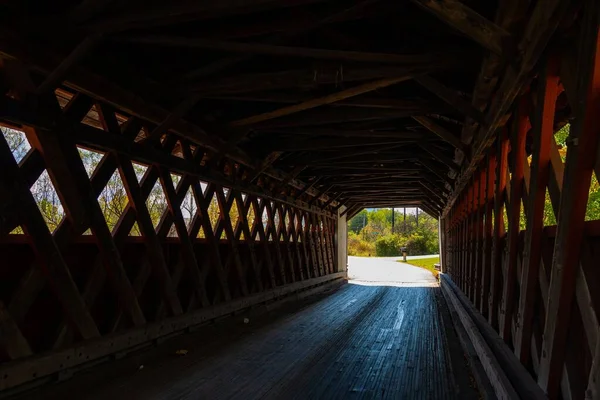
1;0;599;398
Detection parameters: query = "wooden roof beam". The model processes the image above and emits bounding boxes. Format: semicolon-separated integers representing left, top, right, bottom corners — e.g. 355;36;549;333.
181;0;379;80
229;76;416;128
442;0;571;217
190;66;448;94
91;0;332;32
259;128;425;139
266;137;414;152
409;0;510;56
124;35;466;65
412;116;467;152
253;107;421;129
207;93;437;111
0;33;335;205
419;157;454;186
418;143;460;172
414;75;485;124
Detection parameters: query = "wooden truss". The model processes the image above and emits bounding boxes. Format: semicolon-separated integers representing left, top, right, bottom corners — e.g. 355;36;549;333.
442;5;600;398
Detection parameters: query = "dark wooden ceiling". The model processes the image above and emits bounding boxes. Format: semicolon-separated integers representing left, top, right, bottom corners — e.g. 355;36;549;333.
0;0;523;217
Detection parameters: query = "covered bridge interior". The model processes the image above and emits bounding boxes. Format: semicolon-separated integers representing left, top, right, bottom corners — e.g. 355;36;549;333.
0;0;599;398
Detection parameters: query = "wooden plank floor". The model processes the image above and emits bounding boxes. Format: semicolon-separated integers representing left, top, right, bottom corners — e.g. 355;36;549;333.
11;258;480;400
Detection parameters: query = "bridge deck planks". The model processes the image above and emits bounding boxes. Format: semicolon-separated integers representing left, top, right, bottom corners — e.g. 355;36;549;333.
14;262;479;400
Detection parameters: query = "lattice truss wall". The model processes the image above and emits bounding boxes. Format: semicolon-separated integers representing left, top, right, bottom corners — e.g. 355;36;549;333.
0;61;342;391
440;7;600;399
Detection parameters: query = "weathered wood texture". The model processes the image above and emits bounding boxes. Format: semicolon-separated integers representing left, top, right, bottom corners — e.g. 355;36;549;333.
0;75;340;391
12;259;480;400
442;15;600;399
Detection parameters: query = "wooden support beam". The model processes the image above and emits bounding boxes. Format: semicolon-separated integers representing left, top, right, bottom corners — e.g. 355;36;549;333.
489;131;508;330
442;0;571;218
413;116;467;152
0;133;101;340
180;0;379;80
190;66;429;94
479;153;497;317
2;61;147;328
92;0;331;32
499;99;528;342
419;157;454;186
147;94;201;141
117;156;184;316
0;95;333;217
247;151;284;182
229;76;416;128
0;33;336;205
514;58;559;364
234;192;264;291
215;188;251;296
209;92;436;111
309;184;334;205
414;75;485;124
409;0;510;56
36;35;100;95
419;144;460;172
124;35;462;65
264;137;413;152
0;301;32;359
538;5;600;396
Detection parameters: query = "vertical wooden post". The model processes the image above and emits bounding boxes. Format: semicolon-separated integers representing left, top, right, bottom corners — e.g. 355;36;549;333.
500;98;528;342
481;152;495;317
468;177;477;302
538;5;600;397
515;57;560;363
490;130;509;329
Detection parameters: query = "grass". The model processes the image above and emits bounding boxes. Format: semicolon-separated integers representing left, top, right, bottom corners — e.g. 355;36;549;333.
399;256;440;278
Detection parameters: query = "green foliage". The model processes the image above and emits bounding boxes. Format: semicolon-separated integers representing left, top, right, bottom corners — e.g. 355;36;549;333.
375;234;403;256
348;209;367;233
347;231;375;256
348;208;439;256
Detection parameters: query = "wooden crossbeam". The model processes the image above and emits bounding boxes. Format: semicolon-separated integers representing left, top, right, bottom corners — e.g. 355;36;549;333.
0;95;334;217
190;66;423;94
419;144;460;172
125;35;461;65
409;0;510;56
514;59;560;363
0;33;337;206
229;76;416;128
207;92;436;111
442;0;571;218
489;131;509;329
414;75;485;124
252;107;420;129
36;35;100;95
538;6;600;396
148;94;202;141
181;0;379;80
216;187;251;296
0;133;101;340
0;301;32;359
3;62;148;328
499;100;528;341
412;116;467;152
233;192;264;291
117;155;184;315
249;197;277;286
92;0;331;31
419;157;454;186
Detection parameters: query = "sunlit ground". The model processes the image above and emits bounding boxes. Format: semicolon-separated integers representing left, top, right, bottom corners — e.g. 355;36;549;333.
347;256;438;287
